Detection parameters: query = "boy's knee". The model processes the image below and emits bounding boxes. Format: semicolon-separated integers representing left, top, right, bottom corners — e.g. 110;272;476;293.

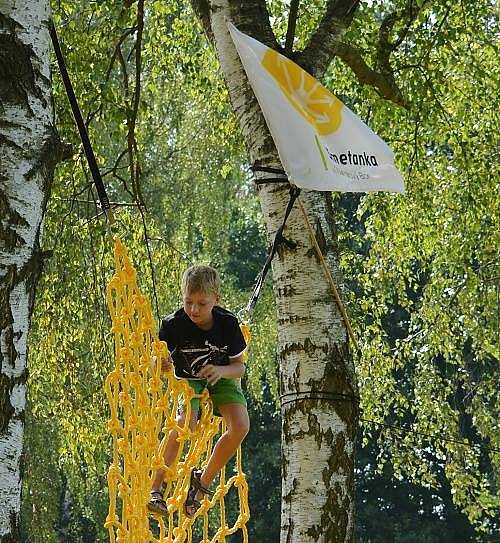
230;420;249;442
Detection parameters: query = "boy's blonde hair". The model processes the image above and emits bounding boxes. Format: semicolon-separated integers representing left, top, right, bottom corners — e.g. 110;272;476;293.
182;265;220;297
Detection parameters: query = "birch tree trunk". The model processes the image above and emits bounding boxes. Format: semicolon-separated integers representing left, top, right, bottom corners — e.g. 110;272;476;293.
0;1;61;540
192;2;359;541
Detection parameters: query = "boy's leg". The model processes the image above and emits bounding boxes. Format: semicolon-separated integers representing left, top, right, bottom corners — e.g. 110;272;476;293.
151;409;198;491
151;379;204;493
186;403;249;515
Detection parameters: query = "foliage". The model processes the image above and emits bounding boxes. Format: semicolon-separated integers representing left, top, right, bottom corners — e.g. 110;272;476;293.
242;386;281;542
20;0;497;540
356;439;481;543
329;0;499;534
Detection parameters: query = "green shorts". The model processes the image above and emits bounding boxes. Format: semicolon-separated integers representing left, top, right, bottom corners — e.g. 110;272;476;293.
185;378;247;417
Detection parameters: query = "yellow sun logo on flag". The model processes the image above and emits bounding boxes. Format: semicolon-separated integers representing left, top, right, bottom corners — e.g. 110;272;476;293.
262;49;343;136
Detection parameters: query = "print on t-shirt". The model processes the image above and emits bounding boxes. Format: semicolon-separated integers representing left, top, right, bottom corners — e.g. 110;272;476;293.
171;340;229;379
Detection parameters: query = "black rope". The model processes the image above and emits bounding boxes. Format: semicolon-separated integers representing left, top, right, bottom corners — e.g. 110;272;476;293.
243;185;300;318
251;165;289;185
254;177;289;185
251;165;287;175
49;22;112;221
281;390;360;408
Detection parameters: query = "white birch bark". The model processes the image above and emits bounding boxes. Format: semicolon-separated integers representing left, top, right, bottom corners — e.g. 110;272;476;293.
194;2;359;541
0;1;59;539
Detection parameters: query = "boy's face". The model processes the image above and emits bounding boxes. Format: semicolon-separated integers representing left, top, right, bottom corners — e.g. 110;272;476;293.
183;289;220;328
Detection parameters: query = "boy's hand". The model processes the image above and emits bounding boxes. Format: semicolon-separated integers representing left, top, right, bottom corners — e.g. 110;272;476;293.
197;364;224;386
161;355;173;372
152;355;172;372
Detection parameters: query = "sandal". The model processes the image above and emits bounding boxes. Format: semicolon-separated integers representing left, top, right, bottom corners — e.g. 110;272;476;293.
185;468;213;518
147;490;168;515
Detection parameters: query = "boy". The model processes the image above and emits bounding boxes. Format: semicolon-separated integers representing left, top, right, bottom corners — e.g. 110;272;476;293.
148;265;250;517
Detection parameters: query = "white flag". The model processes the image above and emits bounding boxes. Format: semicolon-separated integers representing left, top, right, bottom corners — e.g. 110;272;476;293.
228;23;405;193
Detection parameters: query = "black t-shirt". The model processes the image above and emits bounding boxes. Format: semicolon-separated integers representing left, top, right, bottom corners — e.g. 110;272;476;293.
158;306;247;379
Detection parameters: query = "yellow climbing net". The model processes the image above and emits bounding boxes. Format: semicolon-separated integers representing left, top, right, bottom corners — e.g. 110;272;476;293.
104;238;250;543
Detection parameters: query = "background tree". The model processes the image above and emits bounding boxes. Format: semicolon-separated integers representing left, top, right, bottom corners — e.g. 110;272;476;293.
0;1;64;540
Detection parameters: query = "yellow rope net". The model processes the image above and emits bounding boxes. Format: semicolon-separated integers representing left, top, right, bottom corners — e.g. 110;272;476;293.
104;238;250;543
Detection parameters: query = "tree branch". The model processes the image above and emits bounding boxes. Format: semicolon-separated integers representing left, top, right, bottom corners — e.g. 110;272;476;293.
376;0;430;106
129;0;145;206
331;41;408;107
104;26;138;84
376;1;427;75
298;0;430;108
285;0;300;54
298;0;360;78
235;0;277;47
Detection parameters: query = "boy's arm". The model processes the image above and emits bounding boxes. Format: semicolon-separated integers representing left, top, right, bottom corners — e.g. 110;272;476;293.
224;353;246;378
197;354;245;384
